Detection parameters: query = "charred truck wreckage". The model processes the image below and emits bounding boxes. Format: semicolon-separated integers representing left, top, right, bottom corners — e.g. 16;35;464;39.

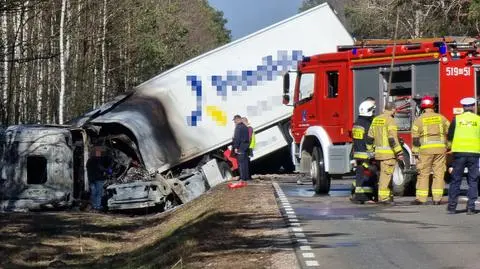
0;93;232;212
0;4;353;212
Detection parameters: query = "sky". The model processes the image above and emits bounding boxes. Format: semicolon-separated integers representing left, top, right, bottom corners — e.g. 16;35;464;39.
208;0;304;40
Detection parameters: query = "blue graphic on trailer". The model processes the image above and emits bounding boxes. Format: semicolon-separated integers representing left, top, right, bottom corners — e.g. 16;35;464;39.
186;50;303;126
186;75;202;126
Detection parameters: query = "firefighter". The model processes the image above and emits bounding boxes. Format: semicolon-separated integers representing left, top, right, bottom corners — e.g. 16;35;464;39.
366;102;404;205
411;96;450;205
350;99;377;204
447;97;480;215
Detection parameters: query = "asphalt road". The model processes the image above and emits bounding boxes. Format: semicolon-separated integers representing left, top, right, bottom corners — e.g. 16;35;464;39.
275;176;480;269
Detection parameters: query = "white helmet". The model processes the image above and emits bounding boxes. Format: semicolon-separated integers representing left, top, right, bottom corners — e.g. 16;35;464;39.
358;100;376;117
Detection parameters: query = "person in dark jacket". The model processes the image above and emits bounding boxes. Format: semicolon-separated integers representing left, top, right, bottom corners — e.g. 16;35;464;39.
351;99;377;204
232;114;250;181
87;146;113;211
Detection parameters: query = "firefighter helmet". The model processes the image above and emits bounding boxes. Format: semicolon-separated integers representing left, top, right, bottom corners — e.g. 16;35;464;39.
420;95;435;109
358;100;376;117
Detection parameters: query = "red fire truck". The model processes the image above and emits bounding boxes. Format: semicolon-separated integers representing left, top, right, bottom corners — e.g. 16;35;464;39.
282;37;480;195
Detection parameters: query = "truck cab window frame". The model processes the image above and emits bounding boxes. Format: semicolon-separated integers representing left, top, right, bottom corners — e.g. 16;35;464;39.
327;71;339;98
296;73;315;104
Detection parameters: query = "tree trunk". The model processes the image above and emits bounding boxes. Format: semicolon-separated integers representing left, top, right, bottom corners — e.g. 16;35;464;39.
59;0;67;124
101;0;107;104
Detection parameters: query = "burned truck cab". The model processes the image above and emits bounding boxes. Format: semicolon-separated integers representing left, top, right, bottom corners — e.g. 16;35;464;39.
0;125;86;211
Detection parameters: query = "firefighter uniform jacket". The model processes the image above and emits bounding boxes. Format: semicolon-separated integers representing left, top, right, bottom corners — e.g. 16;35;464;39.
412;108;450;155
352;116;373;160
448;111;480;156
366;110;402;160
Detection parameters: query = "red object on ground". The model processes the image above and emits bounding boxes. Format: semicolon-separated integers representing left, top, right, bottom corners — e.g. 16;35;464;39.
227;181;248;189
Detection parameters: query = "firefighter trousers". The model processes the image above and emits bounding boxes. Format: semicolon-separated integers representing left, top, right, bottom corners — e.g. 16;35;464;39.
378;158;396;202
415;153;446;202
352;160;377;202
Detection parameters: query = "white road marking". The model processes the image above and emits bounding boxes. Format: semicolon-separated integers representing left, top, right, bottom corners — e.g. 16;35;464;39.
300;245;312;251
306;260;320;267
273;182;320;268
302;253;315;258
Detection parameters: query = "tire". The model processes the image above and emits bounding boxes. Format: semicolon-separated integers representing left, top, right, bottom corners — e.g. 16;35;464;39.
218;161;233;180
311;146;331;194
392;148;416;196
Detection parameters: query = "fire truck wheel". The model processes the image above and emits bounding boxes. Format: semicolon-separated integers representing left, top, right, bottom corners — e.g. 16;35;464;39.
312;146;331;194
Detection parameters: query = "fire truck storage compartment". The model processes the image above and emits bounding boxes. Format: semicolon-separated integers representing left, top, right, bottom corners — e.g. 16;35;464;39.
328;144;352;174
381;67;413;131
354;62;439;128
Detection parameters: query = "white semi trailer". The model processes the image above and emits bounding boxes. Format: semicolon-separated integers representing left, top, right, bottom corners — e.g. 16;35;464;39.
0;3;353;211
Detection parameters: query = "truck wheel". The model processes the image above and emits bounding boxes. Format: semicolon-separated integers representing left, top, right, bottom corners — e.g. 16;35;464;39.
218;161;233;180
392;148;416;196
311;146;331;194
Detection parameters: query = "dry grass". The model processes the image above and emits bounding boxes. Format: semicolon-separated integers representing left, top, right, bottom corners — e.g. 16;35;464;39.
0;180;297;269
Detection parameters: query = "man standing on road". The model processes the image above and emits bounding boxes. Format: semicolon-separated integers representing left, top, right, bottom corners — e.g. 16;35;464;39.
411;96;450;205
366;102;404;205
447;97;480;215
351;99;377;204
233;115;251;182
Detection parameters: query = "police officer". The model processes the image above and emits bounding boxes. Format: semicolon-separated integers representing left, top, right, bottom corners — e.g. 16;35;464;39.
447;97;480;215
411;96;450;205
366;102;404;205
351;99;377;204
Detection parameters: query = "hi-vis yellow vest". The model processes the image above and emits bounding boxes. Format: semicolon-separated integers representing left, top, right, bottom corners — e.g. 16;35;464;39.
249;132;256;149
451;112;480;154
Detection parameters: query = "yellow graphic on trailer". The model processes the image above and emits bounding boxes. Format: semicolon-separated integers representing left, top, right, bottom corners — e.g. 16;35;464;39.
206;106;227;126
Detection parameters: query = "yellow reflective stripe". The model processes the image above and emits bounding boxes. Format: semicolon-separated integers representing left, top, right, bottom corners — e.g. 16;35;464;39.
412;125;419;132
432;189;444;195
352;128;365;139
388;125;397;131
412;146;419;153
382;127;388;149
423;124;428;147
378;190;391;196
393;145;402;153
354;152;370;159
376;149;394;154
372;118;386;126
422;116;441;125
416;190;428;197
355;187;373;193
439;120;445;143
419;144;446;149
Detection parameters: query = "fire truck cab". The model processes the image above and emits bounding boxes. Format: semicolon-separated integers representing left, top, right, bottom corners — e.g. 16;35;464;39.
283;38;480;195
